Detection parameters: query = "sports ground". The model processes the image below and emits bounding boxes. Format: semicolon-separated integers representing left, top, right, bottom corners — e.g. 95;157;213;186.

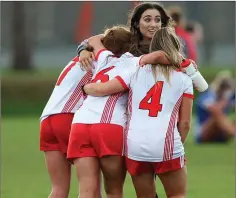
2;116;234;198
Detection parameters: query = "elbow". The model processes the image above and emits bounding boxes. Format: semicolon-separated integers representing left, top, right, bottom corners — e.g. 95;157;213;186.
179;120;191;132
178;120;191;144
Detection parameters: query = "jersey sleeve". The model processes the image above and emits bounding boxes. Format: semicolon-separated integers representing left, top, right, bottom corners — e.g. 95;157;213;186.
95;49;115;72
183;76;194;99
115;57;141;89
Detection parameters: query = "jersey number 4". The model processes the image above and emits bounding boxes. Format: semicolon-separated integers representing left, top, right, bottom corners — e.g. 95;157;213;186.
139;81;164;117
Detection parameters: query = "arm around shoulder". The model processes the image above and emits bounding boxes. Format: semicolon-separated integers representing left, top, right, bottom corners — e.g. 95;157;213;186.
83;78;128;97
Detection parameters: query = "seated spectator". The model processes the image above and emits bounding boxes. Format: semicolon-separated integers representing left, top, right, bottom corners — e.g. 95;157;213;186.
194;70;235;143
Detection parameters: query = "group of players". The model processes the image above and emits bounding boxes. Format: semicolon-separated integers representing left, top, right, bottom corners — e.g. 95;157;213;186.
39;2;207;198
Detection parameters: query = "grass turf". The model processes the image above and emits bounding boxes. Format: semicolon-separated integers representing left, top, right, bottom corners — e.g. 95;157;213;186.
1;116;235;198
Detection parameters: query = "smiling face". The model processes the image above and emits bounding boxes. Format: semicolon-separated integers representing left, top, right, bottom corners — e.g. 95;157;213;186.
139;9;162;40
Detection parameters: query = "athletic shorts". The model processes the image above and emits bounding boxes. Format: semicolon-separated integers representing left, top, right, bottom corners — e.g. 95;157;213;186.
67;123;124;160
126;155;186;175
40;113;74;154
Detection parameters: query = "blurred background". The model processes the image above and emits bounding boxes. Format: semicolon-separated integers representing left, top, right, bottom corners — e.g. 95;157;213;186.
1;1;235;198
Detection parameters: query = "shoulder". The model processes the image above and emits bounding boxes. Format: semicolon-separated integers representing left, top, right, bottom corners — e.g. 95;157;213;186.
95;49;114;61
173;70;192;82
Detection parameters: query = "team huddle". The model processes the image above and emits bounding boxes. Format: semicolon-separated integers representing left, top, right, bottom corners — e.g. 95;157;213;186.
39;3;208;198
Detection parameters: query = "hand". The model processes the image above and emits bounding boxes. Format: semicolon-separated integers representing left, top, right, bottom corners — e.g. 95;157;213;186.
180;59;198;72
190;60;198;71
79;50;95;71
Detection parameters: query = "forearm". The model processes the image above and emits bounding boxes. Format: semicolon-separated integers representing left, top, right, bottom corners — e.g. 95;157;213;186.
140;51;170;65
77;38;97;56
77;39;89;55
177;121;191;144
88;34;105;55
208;99;230;113
83;78;126;97
83;83;107;97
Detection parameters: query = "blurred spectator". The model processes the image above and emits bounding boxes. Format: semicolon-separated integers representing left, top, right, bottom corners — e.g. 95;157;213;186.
185;21;204;62
194;70;235;144
185;21;204;45
168;6;197;62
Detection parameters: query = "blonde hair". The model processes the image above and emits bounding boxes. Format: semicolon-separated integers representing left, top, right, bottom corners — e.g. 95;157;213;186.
210;70;233;92
149;27;182;82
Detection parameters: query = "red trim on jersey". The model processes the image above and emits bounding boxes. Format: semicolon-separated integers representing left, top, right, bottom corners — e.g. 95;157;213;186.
100;92;124;123
62;71;93;113
180;59;191;68
72;56;80;62
124;89;133;156
95;49;107;61
175;69;182;72
163;95;183;161
115;76;129;90
183;93;194;99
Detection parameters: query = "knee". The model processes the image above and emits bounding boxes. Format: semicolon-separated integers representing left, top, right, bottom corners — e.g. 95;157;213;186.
211;107;224;117
167;193;186;198
103;179;123;196
168;196;186;198
105;187;123;194
49;187;69;198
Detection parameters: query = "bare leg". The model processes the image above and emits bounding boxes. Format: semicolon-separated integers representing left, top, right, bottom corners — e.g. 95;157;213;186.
201;110;235;142
100;156;126;198
131;172;156;198
45;151;71;198
157;166;187;198
74;157;101;198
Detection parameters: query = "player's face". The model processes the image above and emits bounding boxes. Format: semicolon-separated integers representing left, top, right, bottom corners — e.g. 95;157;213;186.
139;9;162;40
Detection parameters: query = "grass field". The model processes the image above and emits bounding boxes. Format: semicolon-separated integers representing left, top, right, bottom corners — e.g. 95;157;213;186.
2;116;234;198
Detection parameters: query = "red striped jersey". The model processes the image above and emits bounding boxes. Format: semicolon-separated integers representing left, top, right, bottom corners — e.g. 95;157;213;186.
72;49;140;127
40;56;93;121
115;61;194;162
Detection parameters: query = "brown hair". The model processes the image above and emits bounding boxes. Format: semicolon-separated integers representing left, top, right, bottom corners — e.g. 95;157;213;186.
127;2;172;56
168;6;183;26
102;25;132;56
149;27;182;82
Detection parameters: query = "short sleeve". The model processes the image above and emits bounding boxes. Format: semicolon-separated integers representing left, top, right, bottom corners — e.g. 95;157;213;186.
115;57;141;89
183;77;194;99
94;49;115;72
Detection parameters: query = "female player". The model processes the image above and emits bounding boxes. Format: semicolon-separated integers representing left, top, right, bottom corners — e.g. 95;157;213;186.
77;2;171;70
82;27;194;198
40;25;162;198
66;29;172;198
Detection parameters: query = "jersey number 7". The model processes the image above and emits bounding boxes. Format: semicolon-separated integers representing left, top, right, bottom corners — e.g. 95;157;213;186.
139;81;164;117
56;57;79;86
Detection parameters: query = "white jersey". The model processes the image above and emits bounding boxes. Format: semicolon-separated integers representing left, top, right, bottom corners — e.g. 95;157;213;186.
40;56;95;121
115;59;194;162
72;49;140;127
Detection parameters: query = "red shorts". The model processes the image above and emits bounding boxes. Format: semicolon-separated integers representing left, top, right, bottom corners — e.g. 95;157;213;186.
40;113;74;154
67;123;124;160
126;155;186;175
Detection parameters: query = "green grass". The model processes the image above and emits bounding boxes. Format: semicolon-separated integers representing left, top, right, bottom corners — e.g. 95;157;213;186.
1;66;234;79
2;116;235;198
